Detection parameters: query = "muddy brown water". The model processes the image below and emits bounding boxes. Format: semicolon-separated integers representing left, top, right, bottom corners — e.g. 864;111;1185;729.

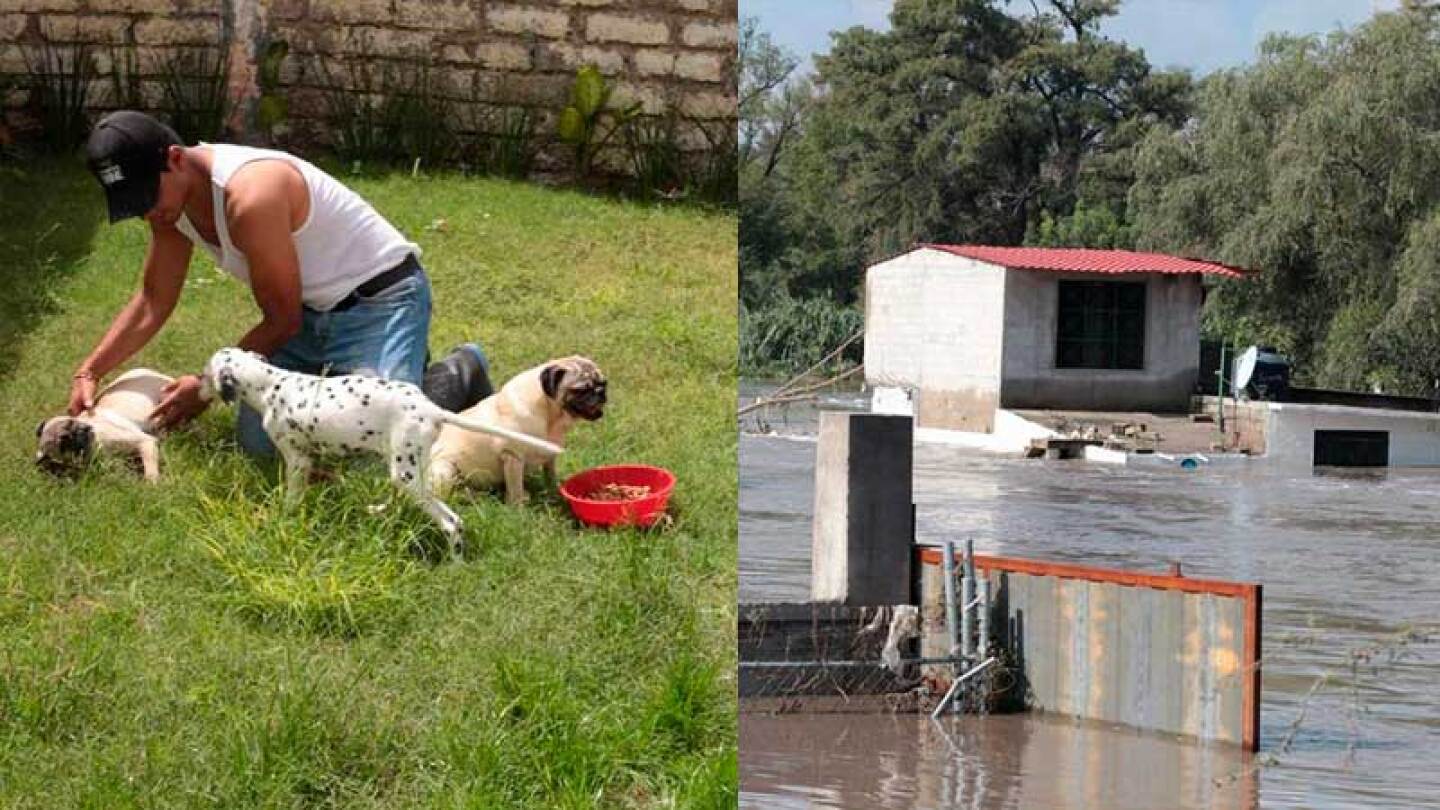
739;382;1440;809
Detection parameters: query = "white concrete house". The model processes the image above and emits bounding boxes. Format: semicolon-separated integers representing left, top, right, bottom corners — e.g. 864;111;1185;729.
865;245;1246;432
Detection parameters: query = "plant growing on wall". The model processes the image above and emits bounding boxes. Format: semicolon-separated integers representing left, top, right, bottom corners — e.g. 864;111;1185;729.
619;106;739;205
387;61;454;169
316;56;383;164
317;49;456;169
688;115;738;206
458;104;537;179
256;40;289;140
0;74;19;165
21;38;96;154
557;65;639;179
156;46;230;143
621;107;687;200
106;45;143;111
489;106;537;178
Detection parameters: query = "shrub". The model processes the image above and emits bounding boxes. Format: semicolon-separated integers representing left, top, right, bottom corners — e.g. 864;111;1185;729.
457;104;538;179
558;65;640;179
316;54;456;169
155;46;231;143
739;295;863;376
21;39;96;154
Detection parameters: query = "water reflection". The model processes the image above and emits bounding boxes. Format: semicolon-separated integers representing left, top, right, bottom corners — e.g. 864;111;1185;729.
741;712;1257;810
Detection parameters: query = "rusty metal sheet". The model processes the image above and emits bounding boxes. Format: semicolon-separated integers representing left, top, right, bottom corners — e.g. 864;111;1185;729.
1212;595;1247;746
1180;593;1211;739
1024;572;1057;712
918;550;1262;750
1055;576;1089;716
1086;579;1122;725
1116;585;1154;730
1148;588;1185;737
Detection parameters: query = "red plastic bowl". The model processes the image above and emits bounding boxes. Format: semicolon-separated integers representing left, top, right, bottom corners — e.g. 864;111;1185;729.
560;464;676;528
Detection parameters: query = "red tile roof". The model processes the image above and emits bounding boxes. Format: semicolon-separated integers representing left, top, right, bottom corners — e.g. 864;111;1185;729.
921;244;1249;279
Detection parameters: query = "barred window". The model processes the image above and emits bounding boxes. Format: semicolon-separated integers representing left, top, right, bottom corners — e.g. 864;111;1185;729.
1056;280;1145;370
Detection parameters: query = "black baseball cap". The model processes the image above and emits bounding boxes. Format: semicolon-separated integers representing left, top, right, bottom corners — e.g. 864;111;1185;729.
84;111;182;223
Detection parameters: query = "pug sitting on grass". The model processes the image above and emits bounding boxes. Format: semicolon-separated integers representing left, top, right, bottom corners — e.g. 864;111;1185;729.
428;356;607;505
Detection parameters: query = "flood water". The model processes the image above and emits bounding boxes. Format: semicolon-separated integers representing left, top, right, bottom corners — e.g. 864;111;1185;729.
739;381;1440;809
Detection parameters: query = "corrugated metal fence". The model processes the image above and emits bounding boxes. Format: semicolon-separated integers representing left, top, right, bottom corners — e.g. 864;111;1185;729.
919;549;1262;750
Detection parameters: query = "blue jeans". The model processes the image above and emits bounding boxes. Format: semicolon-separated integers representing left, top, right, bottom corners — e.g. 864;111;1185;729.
237;267;433;457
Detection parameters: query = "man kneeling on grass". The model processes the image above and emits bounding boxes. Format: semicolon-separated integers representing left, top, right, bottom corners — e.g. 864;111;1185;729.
68;110;433;456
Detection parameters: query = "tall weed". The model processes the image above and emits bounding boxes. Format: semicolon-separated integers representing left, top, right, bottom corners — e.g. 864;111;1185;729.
21;38;95;154
155;46;231;143
740;295;863;376
457;104;538;178
622;109;688;200
189;479;427;637
317;54;455;169
105;44;143;111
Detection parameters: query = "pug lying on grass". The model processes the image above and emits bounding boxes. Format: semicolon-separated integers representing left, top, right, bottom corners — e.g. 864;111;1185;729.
429;356;607;504
35;369;171;482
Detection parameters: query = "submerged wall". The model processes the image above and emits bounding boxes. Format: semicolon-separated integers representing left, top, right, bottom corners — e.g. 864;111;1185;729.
1264;401;1440;469
919;549;1262;750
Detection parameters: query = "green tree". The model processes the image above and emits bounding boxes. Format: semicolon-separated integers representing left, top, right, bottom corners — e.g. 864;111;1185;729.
772;0;1188;305
1130;7;1440;393
739;16;801;177
1026;199;1131;248
739;16;817;308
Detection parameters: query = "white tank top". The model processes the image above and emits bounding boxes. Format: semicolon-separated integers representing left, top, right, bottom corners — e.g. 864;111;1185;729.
176;144;420;312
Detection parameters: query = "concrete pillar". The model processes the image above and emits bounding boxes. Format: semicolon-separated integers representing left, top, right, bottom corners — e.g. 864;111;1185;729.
222;0;265;141
811;412;914;604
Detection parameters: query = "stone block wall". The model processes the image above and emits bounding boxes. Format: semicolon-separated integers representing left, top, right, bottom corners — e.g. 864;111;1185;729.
0;0;737;175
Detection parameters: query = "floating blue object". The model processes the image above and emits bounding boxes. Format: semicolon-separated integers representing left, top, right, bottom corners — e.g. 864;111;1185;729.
1180;458;1199;470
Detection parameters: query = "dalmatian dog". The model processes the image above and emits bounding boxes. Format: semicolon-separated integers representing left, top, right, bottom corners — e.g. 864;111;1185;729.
198;348;562;553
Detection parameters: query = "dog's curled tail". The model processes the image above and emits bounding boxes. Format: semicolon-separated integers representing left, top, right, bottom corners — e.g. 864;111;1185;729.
438;411;563;456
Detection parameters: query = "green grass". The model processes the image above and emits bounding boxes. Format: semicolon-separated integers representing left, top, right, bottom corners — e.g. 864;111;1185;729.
0;159;738;808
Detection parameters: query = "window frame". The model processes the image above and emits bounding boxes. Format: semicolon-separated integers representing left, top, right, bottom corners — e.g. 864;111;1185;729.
1054;279;1147;371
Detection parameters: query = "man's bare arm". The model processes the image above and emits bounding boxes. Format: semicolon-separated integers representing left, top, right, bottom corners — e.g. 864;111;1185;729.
77;223;192;376
228;161;305;357
151;161;305;429
68;224;191;414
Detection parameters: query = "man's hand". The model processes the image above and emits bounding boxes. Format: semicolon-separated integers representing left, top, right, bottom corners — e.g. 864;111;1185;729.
152;374;209;431
67;372;97;416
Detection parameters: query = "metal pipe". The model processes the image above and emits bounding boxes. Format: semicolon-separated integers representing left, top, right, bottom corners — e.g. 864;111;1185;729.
929;656;998;719
942;540;959;657
1231;346;1240;442
977;576;990;662
1217;341;1227;434
961;538;976;664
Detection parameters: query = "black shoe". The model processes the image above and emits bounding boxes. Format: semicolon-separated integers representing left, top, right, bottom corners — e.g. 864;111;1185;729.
422;343;495;412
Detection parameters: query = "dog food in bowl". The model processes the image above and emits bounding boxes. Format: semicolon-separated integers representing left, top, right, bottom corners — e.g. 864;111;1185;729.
588;483;653;502
560;464;675;527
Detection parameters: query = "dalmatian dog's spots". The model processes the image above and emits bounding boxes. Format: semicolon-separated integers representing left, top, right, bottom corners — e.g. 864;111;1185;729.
199;347;563;557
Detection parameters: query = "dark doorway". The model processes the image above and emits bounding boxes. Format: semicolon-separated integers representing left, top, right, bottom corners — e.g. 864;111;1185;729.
1313;430;1389;467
